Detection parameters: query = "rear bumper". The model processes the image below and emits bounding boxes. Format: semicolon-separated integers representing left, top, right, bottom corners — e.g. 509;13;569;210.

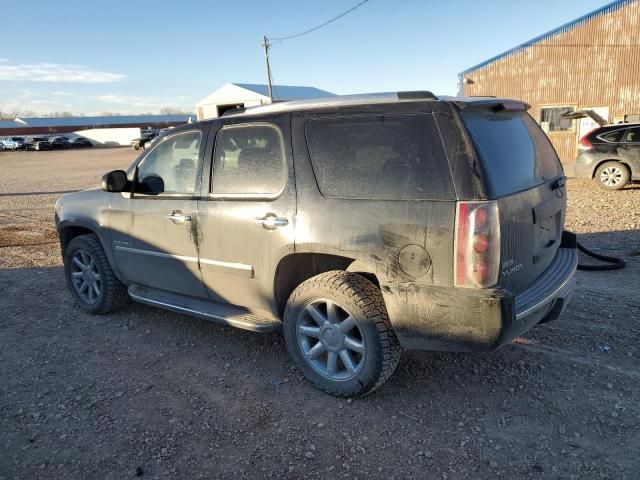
574;160;594;179
381;233;578;352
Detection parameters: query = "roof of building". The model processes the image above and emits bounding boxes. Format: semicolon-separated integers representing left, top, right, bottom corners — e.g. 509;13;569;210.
459;0;633;75
232;83;335;101
12;114;194;128
0;121;24;129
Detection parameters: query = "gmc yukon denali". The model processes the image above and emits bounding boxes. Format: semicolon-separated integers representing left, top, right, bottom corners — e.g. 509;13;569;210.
55;92;577;396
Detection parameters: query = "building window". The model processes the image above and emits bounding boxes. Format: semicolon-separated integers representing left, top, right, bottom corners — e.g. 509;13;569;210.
540;106;575;132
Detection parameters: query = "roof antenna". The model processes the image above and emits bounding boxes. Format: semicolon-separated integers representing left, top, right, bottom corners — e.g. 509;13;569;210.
262;35;274;103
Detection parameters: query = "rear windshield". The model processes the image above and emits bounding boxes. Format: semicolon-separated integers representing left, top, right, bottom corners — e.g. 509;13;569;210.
463;110;563;197
304;114;454;200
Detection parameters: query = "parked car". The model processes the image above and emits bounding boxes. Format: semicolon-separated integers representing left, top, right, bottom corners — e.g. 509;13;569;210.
33;138;53;151
68;137;93;148
0;137;19;150
55;92;577;397
130;132;157;150
575;123;640;190
49;136;71;149
10;137;28;150
142;128;169;150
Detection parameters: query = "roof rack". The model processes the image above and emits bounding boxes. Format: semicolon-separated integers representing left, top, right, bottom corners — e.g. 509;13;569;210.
223;91;438;117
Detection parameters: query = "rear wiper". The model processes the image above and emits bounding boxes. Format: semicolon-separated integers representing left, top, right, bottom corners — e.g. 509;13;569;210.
550;176;566;190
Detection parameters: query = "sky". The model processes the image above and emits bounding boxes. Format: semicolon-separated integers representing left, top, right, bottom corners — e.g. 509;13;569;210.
0;0;613;116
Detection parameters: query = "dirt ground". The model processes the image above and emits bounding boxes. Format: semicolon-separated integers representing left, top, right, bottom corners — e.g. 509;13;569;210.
1;149;639;480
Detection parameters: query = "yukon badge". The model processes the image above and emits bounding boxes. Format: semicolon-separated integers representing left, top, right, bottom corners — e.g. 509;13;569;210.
501;259;523;277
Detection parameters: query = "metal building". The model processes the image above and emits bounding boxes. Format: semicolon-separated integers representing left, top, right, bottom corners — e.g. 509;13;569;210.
196;83;334;120
459;0;640;166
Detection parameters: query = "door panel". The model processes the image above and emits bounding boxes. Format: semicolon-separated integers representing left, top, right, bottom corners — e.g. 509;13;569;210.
108;128;208;298
197;116;295;314
111;197;206;297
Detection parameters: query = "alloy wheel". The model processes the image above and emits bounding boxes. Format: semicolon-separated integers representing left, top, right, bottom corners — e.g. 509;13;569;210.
600;166;624;187
70;249;102;304
296;299;366;381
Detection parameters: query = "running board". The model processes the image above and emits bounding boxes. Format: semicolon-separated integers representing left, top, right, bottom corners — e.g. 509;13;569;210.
128;284;282;333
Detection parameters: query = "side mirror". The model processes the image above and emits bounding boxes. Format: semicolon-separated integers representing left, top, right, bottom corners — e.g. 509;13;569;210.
101;170;128;192
136;174;165;195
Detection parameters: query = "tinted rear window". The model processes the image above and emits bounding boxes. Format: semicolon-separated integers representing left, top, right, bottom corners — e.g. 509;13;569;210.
598;130;622;143
463;111;563;197
304;114;453;200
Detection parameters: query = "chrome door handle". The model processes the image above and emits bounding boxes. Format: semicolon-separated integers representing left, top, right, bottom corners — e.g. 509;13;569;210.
166;211;192;223
255;215;288;230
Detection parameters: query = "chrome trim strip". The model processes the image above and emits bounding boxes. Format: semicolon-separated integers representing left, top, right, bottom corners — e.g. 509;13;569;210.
114;245;253;273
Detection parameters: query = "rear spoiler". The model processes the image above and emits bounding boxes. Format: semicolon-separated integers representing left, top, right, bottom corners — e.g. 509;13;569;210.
453;99;530;112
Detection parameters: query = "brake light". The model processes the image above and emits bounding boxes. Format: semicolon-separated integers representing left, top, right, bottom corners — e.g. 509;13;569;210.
455;201;500;288
578;134;593;150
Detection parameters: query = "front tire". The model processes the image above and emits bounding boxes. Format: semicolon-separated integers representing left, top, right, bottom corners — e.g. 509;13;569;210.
283;271;401;397
63;234;128;314
595;161;630;190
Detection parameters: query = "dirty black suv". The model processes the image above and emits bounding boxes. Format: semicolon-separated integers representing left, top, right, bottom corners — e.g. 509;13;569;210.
55;92;577;396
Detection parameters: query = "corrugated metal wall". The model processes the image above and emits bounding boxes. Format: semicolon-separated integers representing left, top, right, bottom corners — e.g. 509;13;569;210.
462;0;640;164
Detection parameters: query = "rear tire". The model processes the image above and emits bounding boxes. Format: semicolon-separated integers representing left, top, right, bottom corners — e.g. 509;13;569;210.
594;161;630;190
283;271;401;397
63;234;128;314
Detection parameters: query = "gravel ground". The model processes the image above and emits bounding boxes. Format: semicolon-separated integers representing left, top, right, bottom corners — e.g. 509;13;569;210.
1;149;639;480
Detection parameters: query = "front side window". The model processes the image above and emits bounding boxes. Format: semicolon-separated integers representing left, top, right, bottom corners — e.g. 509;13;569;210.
212;124;285;195
540;106;575;132
136;131;201;195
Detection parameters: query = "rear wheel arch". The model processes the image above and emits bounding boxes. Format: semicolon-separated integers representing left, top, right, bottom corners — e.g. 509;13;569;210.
590;158;631;179
274;253;381;317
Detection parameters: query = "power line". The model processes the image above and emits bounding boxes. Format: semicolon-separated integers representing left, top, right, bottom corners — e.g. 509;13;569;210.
270;0;370;42
262;0;371;102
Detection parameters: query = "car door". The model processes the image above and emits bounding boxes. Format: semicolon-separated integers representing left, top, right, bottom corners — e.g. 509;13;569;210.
196;116;296;314
617;127;640;173
109;128;208;298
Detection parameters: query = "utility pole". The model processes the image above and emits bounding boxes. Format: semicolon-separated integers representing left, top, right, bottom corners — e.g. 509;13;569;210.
262;35;274;103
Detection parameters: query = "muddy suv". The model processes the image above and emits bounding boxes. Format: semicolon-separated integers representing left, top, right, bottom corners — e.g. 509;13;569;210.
55;92;577;397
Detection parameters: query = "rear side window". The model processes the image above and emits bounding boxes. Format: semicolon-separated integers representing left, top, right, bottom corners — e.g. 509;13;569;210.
212;124;285;195
598;130;622;143
304;114;453;200
463;110;563;197
621;127;640;143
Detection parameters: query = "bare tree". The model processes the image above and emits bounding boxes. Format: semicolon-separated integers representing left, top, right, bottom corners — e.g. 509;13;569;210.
42;111;75;118
0;109;38;120
159;107;195;115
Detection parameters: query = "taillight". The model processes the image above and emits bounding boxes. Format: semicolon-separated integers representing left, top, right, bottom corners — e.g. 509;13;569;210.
578;134;593;150
455;201;500;288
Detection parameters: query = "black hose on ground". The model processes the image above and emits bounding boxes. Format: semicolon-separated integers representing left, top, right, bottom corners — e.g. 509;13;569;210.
576;241;626;271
